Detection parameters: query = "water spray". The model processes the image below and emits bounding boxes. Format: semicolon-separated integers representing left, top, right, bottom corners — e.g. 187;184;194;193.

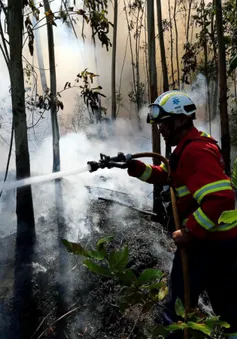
0;166;90;192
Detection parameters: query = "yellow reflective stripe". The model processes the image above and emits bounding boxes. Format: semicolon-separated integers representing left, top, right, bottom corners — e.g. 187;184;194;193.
193;207;215;230
176;185;190;198
159;92;188;106
193;207;237;232
200;132;211;138
139;164;152;182
210;220;237;232
194;180;232;204
160;162;168;173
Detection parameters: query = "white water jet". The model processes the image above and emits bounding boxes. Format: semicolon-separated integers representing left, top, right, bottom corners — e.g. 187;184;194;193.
0;165;90;192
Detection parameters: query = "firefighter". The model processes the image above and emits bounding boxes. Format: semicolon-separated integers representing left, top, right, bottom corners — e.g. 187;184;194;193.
127;90;237;338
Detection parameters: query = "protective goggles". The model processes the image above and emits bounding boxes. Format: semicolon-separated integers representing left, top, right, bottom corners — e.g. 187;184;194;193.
146;104;171;124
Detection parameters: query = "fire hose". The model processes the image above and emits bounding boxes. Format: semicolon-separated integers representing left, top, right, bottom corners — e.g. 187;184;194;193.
88;152;190;339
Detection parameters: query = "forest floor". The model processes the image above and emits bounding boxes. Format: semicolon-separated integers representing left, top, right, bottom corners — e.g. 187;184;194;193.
0;192;216;339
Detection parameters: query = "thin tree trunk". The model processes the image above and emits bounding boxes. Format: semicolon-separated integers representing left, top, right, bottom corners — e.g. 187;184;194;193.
157;0;169;92
201;0;211;133
168;0;175;88
147;1;160;156
211;0;219;119
234;71;237;100
8;0;35;231
123;0;138;118
33;17;48;92
44;4;67;337
186;0;193;42
181;0;193;88
147;0;163;217
111;0;118;120
174;0;180;88
144;5;150;101
215;0;231;174
8;1;36;337
44;0;60;172
157;0;171;157
134;6;142;129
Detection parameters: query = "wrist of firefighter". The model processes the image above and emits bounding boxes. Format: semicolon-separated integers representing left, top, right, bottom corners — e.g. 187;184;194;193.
127;160;146;177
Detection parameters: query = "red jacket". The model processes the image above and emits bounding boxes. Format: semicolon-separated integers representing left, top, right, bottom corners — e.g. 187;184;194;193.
128;126;237;240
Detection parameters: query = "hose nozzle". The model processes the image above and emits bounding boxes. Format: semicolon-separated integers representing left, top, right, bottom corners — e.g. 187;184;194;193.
87;152;132;172
87;161;100;173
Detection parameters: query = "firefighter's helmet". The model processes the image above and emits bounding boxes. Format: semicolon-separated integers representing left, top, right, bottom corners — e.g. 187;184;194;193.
147;90;196;124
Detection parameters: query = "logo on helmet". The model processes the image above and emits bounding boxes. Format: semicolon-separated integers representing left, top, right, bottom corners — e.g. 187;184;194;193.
172;98;180;105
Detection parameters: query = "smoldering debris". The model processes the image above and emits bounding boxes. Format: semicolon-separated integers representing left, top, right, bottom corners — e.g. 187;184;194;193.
0;195;175;339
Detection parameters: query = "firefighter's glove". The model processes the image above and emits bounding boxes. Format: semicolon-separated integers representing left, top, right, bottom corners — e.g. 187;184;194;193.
172;228;193;247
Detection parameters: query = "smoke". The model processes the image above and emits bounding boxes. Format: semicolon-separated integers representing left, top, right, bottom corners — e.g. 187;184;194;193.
0;71;217;241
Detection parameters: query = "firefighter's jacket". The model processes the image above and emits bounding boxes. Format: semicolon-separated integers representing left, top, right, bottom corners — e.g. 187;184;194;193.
128;126;237;240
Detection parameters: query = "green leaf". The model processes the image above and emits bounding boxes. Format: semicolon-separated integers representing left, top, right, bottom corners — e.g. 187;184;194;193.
141;281;164;290
83;259;112;277
108;246;128;272
95;236;113;259
175;298;185;318
167;322;187;331
157;284;169;301
228;54;237;75
62;239;90;257
87;250;105;260
96;236;114;250
117;269;137;285
218;210;237;224
186;322;212;336
137;268;163;285
205;316;230;329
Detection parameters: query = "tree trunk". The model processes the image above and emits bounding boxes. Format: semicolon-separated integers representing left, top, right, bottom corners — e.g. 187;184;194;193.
144;5;150;101
135;6;143;129
174;0;180;88
157;0;169;92
111;0;118;120
186;0;193;43
211;0;219;119
215;0;231;174
147;1;160;157
201;0;211;133
8;2;36;338
8;0;35;231
168;0;175;88
44;0;60;172
157;0;171;157
147;1;164;218
33;16;48;92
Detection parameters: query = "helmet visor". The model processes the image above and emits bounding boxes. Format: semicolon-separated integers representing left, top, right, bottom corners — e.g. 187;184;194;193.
147;104;171;124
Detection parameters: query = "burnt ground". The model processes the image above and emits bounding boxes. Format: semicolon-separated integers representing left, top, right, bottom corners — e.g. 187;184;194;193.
0;193;215;339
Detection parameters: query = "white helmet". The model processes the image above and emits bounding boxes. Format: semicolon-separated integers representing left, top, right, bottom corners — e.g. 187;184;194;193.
147;90;196;124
